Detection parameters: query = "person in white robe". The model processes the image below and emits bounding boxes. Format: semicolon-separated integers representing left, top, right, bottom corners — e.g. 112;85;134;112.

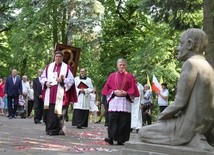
131;81;143;132
72;68;93;129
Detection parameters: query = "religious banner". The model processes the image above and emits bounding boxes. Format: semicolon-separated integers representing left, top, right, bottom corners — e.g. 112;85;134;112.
54;43;81;77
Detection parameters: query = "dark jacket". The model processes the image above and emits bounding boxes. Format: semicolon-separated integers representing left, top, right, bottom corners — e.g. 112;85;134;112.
4;76;22;96
33;77;42;98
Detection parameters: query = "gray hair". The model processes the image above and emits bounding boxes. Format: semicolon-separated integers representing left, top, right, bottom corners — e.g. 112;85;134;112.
117;58;127;65
144;84;150;89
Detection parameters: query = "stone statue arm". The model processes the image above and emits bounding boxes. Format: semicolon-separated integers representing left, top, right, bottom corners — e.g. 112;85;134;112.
158;60;197;120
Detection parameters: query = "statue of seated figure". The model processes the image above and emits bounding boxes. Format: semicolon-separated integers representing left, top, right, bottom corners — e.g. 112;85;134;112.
139;28;214;150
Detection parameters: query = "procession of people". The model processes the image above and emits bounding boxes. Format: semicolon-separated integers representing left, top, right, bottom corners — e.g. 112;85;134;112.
1;28;214;149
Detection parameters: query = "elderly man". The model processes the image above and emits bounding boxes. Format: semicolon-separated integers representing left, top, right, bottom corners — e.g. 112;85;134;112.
22;75;30;117
142;84;152;126
102;58;139;145
4;69;22;119
139;28;214;149
40;51;76;136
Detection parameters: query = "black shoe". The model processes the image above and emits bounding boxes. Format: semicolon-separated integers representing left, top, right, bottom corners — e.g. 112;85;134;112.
58;130;65;135
104;123;108;126
95;120;101;124
117;142;124;145
48;132;59;136
8;116;12;119
35;121;42;124
136;129;139;133
130;128;133;132
104;138;113;145
65;117;69;122
77;125;82;129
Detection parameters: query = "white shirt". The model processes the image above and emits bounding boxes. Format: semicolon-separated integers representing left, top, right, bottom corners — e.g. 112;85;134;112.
22;81;30;94
158;89;169;106
28;88;34;100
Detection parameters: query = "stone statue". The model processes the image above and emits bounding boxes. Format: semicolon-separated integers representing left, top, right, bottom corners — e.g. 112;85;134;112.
139;28;214;150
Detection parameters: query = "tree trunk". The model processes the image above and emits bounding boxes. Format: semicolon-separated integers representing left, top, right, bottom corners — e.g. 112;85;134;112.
62;8;67;44
67;0;75;45
52;2;58;47
21;57;27;77
203;0;214;68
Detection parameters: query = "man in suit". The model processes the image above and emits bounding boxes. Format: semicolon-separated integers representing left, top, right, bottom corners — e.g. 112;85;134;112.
33;69;44;124
4;69;22;119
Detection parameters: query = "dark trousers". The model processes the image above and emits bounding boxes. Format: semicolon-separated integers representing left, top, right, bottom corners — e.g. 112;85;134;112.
46;104;67;134
28;100;34;117
142;112;151;125
108;112;131;143
159;106;167;113
34;98;44;122
64;104;70;121
7;95;19;117
142;104;152;125
104;103;109;124
72;109;89;127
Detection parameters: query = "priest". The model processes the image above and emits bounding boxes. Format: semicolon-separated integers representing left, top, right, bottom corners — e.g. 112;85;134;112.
102;58;140;145
40;50;76;136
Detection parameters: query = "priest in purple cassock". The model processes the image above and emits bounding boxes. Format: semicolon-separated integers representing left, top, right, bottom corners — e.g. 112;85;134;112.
102;58;140;145
40;50;77;136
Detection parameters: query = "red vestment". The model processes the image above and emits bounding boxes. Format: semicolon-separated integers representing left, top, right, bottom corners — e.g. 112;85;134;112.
43;63;77;105
102;71;139;97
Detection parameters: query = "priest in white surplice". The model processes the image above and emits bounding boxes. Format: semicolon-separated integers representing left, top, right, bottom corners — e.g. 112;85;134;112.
72;68;93;129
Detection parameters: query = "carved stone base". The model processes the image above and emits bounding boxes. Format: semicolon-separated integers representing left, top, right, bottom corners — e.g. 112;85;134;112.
121;141;214;155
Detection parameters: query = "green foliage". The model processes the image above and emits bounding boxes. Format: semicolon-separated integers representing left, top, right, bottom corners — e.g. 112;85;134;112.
0;0;208;121
98;0;182;100
140;0;203;29
3;0;71;79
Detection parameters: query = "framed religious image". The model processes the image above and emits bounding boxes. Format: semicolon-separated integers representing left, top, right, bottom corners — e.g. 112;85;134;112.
54;43;81;77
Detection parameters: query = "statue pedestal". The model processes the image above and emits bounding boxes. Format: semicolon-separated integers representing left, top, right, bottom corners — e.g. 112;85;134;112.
121;141;214;155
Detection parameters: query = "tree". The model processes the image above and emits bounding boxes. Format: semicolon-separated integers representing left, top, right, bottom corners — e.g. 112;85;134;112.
141;0;214;68
98;0;181;93
6;0;72;77
203;0;214;68
140;0;203;29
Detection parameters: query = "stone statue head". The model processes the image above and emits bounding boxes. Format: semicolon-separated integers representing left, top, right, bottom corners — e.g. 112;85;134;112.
177;28;208;61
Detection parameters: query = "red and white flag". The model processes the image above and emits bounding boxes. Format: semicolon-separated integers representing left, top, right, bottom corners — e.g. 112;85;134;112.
152;75;162;93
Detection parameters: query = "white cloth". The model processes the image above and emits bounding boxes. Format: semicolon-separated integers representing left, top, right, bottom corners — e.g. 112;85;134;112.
73;77;93;110
158;89;169;106
22;81;30;94
41;62;74;115
131;82;143;129
89;93;99;112
28;88;34;100
108;92;133;112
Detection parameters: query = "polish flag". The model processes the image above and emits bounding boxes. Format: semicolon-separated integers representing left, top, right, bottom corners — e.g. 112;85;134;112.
152;75;162;93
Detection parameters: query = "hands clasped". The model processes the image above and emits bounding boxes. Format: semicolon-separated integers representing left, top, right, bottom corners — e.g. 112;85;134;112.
114;90;127;97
